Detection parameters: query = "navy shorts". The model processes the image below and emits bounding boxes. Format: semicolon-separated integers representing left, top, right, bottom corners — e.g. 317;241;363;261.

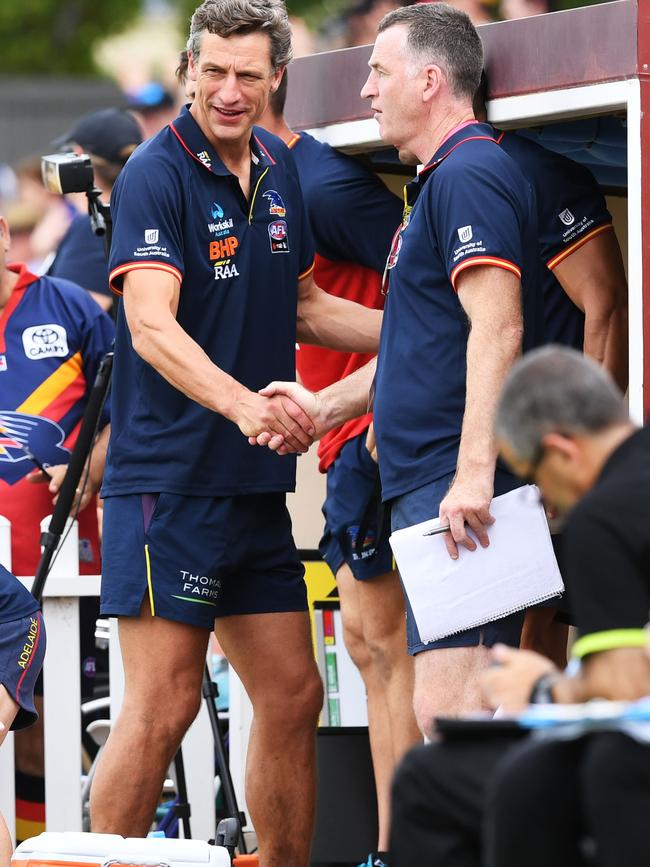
0;610;46;730
101;492;307;630
320;431;394;581
391;470;525;655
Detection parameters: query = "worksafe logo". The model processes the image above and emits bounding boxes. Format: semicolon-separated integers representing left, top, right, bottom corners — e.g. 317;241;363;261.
211;202;224;220
144;228;159;244
558;209;575;227
263;189;286;217
457;225;473;243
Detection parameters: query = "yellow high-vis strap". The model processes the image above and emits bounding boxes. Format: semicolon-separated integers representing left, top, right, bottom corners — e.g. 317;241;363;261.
571;628;648;659
144;544;155;616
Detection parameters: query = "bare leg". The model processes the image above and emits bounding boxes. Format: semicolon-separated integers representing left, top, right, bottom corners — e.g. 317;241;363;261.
413;646;492;738
0;811;12;867
0;686;19;865
90;605;209;835
216;611;323;867
337;566;421;852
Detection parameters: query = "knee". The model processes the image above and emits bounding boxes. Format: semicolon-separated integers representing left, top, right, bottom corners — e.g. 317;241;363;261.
123;682;202;745
256;664;324;730
342;620;372;674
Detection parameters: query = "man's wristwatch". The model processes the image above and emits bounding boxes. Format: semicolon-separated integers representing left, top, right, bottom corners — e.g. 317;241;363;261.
529;672;559;704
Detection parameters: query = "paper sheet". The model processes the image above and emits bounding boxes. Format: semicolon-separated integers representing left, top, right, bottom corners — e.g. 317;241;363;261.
389;485;564;643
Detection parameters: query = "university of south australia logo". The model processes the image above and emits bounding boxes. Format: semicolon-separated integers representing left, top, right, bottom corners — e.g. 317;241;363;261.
457;225;473;243
558;209;575;227
144;228;159;244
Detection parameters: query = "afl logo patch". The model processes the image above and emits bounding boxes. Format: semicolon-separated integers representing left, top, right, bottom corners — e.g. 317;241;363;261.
268;220;290;253
22;324;69;360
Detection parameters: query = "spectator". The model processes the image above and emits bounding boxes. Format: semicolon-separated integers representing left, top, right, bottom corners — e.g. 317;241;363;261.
389;347;650;867
0;212;114;841
253;2;542;735
0;563;46;867
124;83;179;140
344;0;405;46
48;108;142;314
89;2;381;864
500;0;550;19
259;74;419;867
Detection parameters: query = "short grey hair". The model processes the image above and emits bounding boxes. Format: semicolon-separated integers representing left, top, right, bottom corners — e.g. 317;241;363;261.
496;346;629;463
377;3;483;100
187;0;292;71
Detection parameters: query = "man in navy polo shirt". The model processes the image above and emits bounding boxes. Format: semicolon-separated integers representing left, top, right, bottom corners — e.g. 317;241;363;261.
253;3;542;737
90;1;382;863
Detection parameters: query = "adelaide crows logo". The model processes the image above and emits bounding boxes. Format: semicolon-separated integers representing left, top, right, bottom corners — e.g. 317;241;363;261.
0;411;70;486
262;190;286;217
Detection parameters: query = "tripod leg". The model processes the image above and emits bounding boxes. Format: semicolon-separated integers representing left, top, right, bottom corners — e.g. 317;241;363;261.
172;748;192;839
203;665;247;853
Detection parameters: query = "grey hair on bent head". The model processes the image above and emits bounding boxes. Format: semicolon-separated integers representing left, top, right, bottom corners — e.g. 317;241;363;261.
187;0;293;71
377;3;483;100
495;346;629;464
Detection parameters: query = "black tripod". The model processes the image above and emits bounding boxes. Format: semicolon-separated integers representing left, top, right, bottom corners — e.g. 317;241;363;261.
31;190;247;851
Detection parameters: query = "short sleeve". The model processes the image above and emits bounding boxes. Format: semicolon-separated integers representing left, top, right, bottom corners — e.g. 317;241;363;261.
79;302;115;425
304;154;403;273
565;500;650;656
297;194;316;280
108;155;185;294
536;156;613;270
432;157;527;291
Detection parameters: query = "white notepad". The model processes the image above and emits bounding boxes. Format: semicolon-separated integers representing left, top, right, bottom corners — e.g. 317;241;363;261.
389;485;564;643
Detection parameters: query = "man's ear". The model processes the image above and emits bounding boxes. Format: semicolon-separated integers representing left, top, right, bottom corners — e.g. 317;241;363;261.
0;217;10;254
188;50;199;81
422;63;444;104
270;65;285;94
541;431;579;463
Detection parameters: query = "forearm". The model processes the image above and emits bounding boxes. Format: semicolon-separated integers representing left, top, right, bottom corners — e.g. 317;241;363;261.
456;321;522;478
297;291;382;353
318;358;376;431
129;314;244;423
88;424;110;491
602;303;629;392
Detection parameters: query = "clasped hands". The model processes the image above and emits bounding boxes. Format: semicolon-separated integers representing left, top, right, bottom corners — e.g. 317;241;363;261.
237;381;323;455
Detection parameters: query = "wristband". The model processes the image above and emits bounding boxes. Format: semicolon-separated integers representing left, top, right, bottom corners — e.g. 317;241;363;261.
529;672;559;705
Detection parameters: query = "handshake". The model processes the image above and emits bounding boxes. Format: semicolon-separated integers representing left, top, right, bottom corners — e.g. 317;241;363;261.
235;381;325;456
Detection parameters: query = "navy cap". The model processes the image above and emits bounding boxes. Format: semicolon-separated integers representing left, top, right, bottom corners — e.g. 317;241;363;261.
52;108;142;165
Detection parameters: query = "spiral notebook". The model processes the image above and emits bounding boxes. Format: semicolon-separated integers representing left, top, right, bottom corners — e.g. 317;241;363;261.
389;485;564;644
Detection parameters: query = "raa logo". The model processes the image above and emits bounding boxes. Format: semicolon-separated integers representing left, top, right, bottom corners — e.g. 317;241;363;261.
263;190;286;217
197;150;212;170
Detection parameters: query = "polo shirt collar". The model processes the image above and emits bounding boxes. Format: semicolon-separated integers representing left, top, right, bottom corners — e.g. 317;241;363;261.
418;120;497;179
170;105;276;177
7;262;38;291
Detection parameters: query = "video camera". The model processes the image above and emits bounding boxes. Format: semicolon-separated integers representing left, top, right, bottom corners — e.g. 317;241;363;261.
41;152;111;250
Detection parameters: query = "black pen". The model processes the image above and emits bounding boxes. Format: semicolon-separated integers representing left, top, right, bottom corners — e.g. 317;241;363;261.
21;446;53;481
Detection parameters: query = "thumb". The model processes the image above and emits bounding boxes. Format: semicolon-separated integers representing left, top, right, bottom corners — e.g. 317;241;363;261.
259;381;282;397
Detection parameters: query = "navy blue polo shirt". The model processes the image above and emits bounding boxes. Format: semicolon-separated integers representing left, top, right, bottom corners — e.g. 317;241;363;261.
0;564;38;622
374;122;541;502
496;129;612;349
49;214;111;301
103;106;314;498
289;131;403;272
